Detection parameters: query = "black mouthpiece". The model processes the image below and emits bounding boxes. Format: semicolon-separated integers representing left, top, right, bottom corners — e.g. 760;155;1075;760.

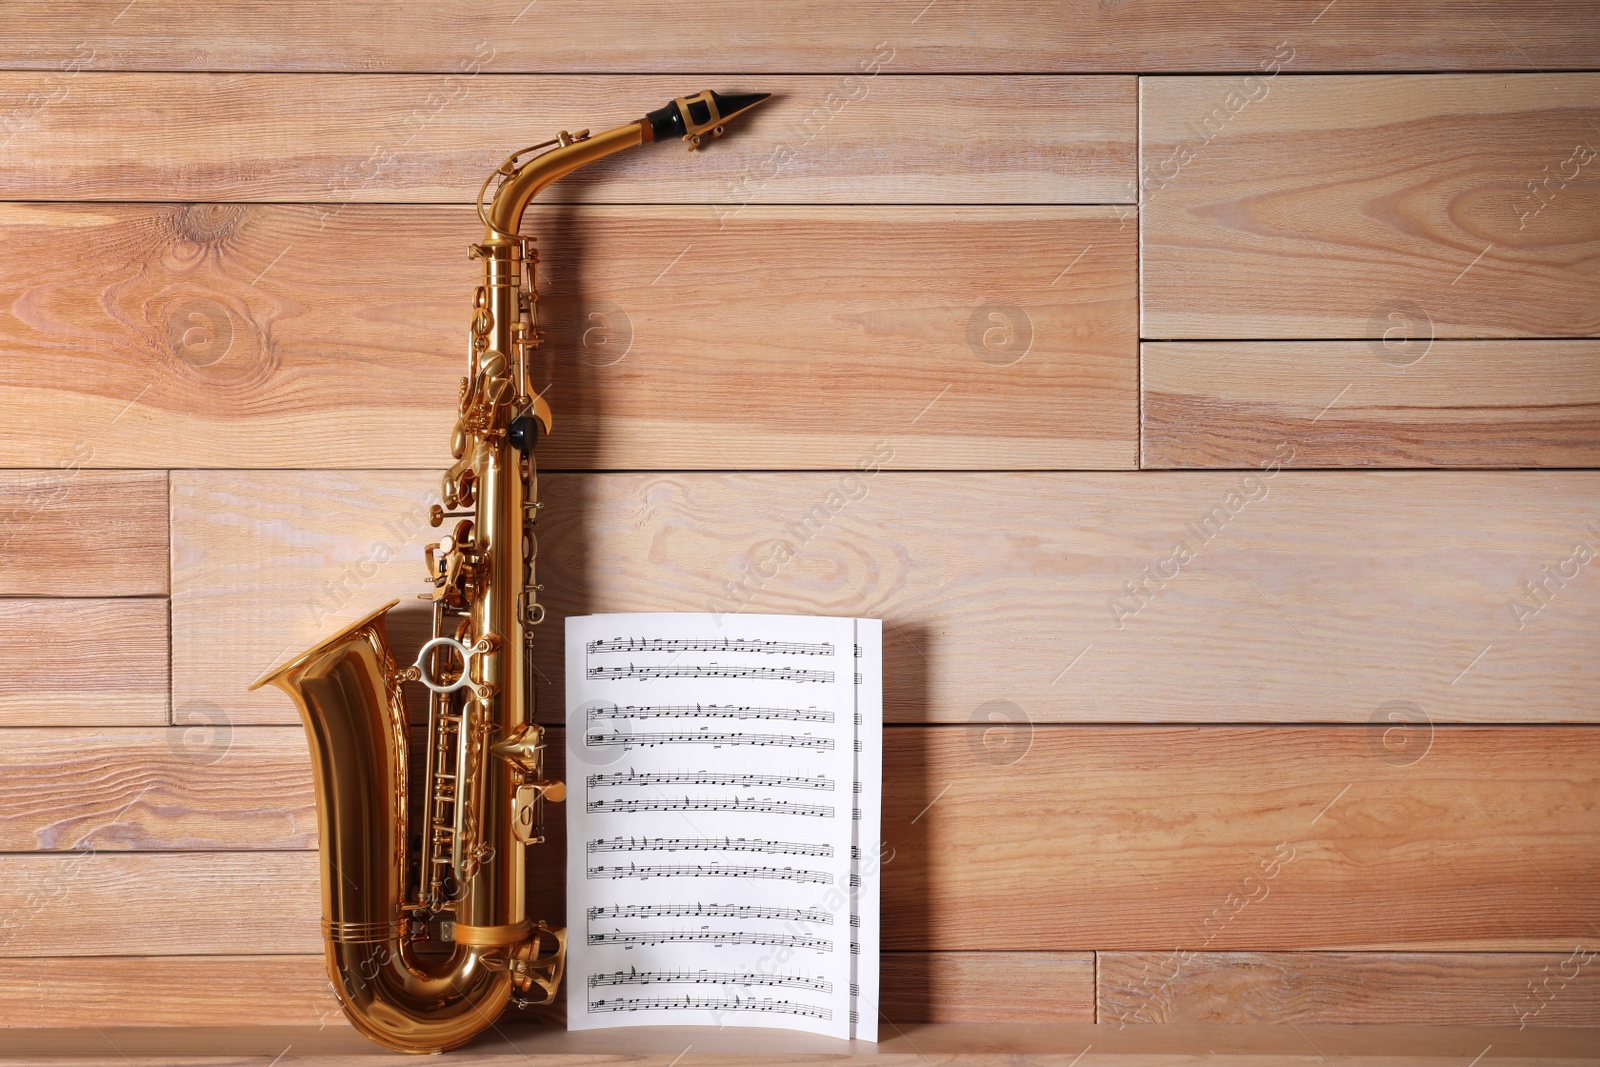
646;90;771;146
709;91;771;118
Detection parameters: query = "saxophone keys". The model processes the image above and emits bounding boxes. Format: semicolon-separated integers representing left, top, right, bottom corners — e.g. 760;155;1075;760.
530;391;553;435
516;588;546;628
510;785;543;845
506;924;567;1002
490;723;545;773
455;468;477;507
510;781;565;846
478;349;507;379
427;504;474;528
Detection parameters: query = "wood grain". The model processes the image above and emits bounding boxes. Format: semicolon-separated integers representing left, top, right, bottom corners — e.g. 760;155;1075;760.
0;600;168;727
0;471;167;595
0;203;1135;470
1141;75;1600;339
1141;341;1600;469
888;726;1600;953
0;726;1594;954
172;471;1600;727
8;1022;1600;1065
1099;952;1600;1027
0;74;1134;204
1;2;1596;72
878;952;1095;1023
0;952;1090;1028
0;728;314;851
0;852;321;957
0;956;340;1029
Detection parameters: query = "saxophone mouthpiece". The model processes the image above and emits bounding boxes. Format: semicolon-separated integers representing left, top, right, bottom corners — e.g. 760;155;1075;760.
646;90;771;150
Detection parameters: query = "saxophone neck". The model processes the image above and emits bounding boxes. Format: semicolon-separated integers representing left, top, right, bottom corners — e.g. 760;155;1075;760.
482;121;646;239
483;89;770;238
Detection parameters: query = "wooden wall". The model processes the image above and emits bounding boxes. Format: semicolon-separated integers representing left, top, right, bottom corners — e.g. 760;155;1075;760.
2;0;1598;1032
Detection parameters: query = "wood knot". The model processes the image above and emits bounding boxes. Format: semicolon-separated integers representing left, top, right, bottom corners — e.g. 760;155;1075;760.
171;203;247;245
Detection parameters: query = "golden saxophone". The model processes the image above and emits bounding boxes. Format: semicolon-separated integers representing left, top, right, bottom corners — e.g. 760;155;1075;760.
252;90;768;1054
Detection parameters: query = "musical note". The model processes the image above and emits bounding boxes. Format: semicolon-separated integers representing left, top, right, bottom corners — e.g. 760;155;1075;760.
586;770;834;791
587;836;834;857
588;637;835;657
585;731;833;750
587;903;832;924
587;863;832;883
587;796;833;818
589;968;833;993
588;995;831;1020
587;664;835;684
587;703;833;724
588;930;832;951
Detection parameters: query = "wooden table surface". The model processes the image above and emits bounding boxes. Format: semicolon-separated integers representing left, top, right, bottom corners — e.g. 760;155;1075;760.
9;1023;1600;1065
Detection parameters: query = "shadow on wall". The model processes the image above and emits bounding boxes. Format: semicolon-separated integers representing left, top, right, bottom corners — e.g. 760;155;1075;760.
878;623;931;1029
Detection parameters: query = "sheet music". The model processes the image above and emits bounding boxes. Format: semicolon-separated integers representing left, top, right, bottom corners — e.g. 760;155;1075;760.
567;613;880;1041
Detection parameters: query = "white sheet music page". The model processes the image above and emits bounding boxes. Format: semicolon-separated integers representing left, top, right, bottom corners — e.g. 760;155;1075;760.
566;612;879;1040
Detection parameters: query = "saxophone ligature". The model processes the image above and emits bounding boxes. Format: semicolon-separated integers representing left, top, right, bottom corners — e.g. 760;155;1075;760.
251;89;768;1054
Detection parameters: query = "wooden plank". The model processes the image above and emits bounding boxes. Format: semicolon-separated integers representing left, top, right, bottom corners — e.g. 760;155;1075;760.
1099;952;1600;1027
885;726;1600;953
0;727;1593;955
0;203;1135;470
1141;75;1600;339
0;600;168;727
0;73;1134;204
0;852;322;957
1141;341;1600;469
0;471;167;595
0;956;340;1029
878;952;1095;1023
1;2;1596;72
172;471;1600;727
172;471;450;727
0;728;313;851
0;952;1088;1027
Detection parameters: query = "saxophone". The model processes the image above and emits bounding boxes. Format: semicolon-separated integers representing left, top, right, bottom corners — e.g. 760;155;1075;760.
251;90;768;1054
